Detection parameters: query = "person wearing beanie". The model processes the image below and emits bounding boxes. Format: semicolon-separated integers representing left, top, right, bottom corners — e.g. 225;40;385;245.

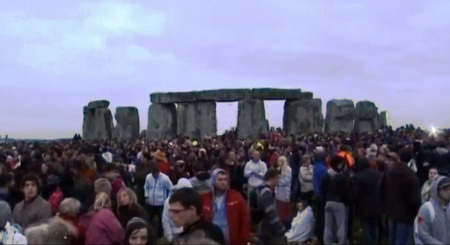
12;173;52;229
201;168;251;245
124;217;156;245
0;201;27;244
415;176;450;245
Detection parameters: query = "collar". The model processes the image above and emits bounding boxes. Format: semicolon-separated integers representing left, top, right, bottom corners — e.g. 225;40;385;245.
182;217;203;235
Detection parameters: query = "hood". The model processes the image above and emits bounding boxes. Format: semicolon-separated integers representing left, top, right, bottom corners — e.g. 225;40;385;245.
174;178;192;191
430;176;450;203
210;168;227;193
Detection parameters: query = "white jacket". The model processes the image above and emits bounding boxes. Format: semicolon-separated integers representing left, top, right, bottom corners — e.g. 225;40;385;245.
244;160;267;188
285;206;315;243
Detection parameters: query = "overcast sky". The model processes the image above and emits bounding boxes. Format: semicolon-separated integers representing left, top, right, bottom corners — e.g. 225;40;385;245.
1;0;449;139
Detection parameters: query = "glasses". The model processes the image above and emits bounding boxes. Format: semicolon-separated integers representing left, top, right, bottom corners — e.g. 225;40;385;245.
169;208;186;214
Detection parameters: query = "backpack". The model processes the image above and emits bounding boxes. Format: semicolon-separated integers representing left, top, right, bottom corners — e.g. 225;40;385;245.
249;186;267;224
414;201;435;245
49;188;64;215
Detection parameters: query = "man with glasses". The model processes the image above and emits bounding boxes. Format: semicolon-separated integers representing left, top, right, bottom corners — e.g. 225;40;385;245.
169;188;224;245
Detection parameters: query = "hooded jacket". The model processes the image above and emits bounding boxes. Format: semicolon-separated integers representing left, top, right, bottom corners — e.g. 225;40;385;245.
416;176;450;244
144;172;173;206
202;168;251;245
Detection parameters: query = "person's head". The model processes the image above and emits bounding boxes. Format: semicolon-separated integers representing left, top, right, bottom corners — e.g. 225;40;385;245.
264;169;281;188
125;217;152;245
277;156;288;171
252;150;260;162
59;198;81;218
25;218;76;245
296;200;309;213
20;173;40;201
211;169;228;193
0;173;14;189
312;146;326;163
104;164;119;180
428;168;439;181
301;154;311;166
94;178;112;196
436;176;450;204
117;187;138;208
93;192;112;211
330;156;346;173
399;147;414;163
0;200;12;228
169;188;202;227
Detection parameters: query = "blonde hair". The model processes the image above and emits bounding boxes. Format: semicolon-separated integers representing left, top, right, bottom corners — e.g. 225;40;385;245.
116;187;138;215
277;156;290;175
93;192;111;211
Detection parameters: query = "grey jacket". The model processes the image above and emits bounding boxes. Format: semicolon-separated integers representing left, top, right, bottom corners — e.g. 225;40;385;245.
12;196;52;229
417;176;450;245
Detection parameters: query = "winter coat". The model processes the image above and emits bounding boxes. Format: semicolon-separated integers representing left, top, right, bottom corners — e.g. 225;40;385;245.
416;176;450;244
202;182;251;245
84;208;124;245
275;167;292;202
321;169;352;206
313;161;327;199
382;162;421;223
12;195;52;229
144;172;173;206
353;168;382;219
258;185;285;239
299;165;313;193
117;203;149;229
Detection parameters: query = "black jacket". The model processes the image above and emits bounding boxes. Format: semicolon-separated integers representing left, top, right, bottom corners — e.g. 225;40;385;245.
321;170;352;206
353;168;382;219
173;219;225;245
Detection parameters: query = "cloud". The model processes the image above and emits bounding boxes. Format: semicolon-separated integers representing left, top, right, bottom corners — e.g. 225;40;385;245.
0;1;171;73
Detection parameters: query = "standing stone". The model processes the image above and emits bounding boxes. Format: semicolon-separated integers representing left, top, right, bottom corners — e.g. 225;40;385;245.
82;101;114;140
82;106;96;140
379;111;389;127
93;108;114;139
176;102;217;138
147;104;177;139
312;99;324;133
354;101;380;133
237;100;269;139
283;99;314;135
325;99;355;133
115;107;140;140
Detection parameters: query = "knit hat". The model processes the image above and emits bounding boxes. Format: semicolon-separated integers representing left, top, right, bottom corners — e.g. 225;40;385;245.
438;177;450;190
0;200;12;228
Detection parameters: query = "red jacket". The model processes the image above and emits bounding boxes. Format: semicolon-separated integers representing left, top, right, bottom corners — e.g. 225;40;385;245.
202;190;251;245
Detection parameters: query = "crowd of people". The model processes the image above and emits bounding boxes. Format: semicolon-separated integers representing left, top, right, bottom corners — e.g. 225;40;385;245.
0;126;449;245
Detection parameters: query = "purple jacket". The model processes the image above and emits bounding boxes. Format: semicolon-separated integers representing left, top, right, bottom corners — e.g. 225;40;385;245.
83;208;124;245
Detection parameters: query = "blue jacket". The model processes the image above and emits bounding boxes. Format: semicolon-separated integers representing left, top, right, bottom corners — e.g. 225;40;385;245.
313;162;327;199
144;172;173;206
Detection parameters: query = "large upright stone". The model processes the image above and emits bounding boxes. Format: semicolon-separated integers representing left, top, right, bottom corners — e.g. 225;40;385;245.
176;102;217;138
147;104;177;139
283;99;314;135
312;99;324;133
354;101;380;133
325;99;355;133
82;101;114;140
237;100;269;139
379;111;389;127
115;107;140;140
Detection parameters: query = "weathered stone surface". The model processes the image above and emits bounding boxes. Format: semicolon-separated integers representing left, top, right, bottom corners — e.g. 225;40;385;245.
283;99;314;135
312;99;324;133
250;88;302;100
115;107;140;140
147;104;177;139
83;104;114;140
325;99;355;133
301;92;314;100
150;88;303;103
354;101;380;133
237;100;269;139
176;102;217;138
379;111;389;127
87;100;110;109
